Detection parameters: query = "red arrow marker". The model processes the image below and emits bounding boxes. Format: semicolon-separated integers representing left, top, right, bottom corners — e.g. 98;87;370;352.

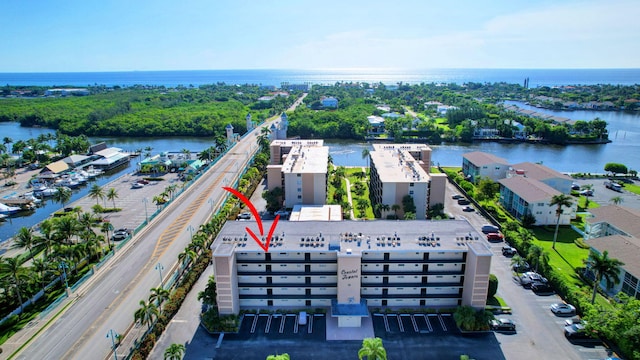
223;187;280;253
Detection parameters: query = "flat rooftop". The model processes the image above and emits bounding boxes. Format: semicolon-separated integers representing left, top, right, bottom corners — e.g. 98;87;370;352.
271;139;324;147
370;148;429;183
282;146;329;174
290;205;343;221
212;220;490;255
371;143;432;153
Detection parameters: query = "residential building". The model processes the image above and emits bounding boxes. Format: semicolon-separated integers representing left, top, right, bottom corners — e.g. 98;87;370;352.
266;140;328;207
587;235;640;299
498;176;576;225
585;205;640;240
369;144;447;220
320;96;338;108
508;162;573;194
367;115;385;134
45;88;89;96
462;151;510;183
584;205;640;299
213;219;492;328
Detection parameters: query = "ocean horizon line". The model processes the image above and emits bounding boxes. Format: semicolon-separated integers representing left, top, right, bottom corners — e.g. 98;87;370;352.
2;67;640;75
1;68;639;87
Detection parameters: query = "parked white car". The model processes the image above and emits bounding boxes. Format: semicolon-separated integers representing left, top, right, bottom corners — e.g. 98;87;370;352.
550;303;576;315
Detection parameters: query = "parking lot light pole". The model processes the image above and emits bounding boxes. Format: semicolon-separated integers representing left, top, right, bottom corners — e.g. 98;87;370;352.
187;225;195;240
106;329;118;360
208;198;213;213
142;197;148;223
155;262;164;285
59;261;69;290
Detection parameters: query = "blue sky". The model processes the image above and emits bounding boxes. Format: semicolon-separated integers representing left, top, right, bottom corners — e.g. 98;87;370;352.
1;0;638;72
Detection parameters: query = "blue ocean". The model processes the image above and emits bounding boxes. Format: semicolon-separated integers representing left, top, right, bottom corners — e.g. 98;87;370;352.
0;68;639;87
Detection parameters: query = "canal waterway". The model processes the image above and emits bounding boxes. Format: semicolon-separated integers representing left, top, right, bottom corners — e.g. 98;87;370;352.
0;104;638;242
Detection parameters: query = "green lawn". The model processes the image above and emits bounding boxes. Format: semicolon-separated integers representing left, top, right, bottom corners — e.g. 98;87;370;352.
622;182;640;195
346;168;374;219
530;226;612;308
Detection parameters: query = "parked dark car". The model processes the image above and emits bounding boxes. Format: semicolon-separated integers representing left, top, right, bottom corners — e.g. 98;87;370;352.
490;318;516;331
531;281;554;294
520;272;547;288
462;206;475;212
457;199;471;205
512;262;530;273
564;323;596;339
451;194;464;200
481;225;500;234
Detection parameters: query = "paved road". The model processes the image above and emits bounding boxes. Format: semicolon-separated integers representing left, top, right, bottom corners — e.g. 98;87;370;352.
11;96;306;360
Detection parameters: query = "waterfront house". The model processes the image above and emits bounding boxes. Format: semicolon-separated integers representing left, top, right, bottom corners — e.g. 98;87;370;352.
367;115;385;134
462;151;510;183
508;162;573;194
498;176;576;226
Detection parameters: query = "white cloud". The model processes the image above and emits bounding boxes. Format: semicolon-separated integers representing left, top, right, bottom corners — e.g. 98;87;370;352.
270;0;640;69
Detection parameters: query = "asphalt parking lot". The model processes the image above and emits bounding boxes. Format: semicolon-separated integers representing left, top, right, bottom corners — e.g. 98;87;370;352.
205;315;506;360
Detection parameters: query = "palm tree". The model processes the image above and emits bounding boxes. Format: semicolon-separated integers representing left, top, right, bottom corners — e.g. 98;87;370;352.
12;226;36;256
101;222;114;250
587;250;625;304
88;184;105;206
106;188;119;209
0;256;30;310
52;186;73;211
54;215;80;244
164;343;186;360
610;196;623;205
32;257;51;291
527;245;548;273
35;219;57;257
358;337;387;360
361;148;370;168
149;286;170;312
549;194;573;249
78;212;97;236
266;355;289;360
391;204;401;219
510;255;529;273
134;299;159;330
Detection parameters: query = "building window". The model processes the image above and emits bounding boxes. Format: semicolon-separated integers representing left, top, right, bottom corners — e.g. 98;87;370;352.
297;195;302;199
409;183;414;187
297;174;301;177
409;190;414;195
297;188;302;192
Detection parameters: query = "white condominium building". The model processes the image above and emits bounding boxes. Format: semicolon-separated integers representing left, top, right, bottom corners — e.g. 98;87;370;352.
267;140;328;206
369;144;447;219
213;220;492;328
